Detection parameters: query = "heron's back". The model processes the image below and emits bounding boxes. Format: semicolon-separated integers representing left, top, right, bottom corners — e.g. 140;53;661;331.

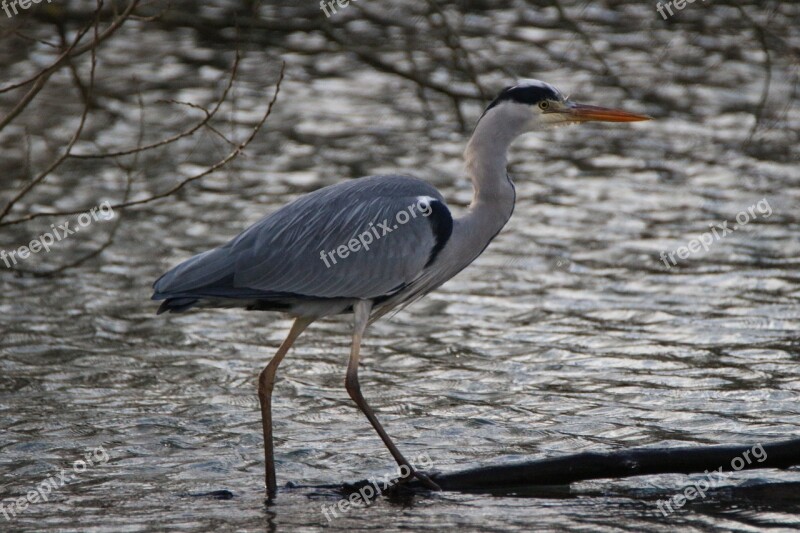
152;175;453;315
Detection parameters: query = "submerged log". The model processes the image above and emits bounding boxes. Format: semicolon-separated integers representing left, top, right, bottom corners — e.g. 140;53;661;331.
338;437;800;495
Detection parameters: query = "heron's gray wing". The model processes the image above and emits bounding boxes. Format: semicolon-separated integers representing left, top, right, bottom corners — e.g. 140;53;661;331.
153;175;452;301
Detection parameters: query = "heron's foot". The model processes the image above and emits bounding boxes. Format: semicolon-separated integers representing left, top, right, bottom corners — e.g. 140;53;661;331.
415;470;441;491
398;468;440;491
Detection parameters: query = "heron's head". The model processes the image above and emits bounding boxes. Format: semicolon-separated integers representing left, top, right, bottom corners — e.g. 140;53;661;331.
479;79;651;131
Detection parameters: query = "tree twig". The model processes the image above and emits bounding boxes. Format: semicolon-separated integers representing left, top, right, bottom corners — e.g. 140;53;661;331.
0;61;286;227
69;51;241;159
0;1;103;224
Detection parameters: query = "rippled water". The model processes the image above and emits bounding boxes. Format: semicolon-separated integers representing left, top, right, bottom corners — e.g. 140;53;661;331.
1;1;799;531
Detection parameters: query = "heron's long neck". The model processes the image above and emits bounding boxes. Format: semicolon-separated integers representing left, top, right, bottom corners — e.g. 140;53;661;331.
459;108;528;245
389;107;529;301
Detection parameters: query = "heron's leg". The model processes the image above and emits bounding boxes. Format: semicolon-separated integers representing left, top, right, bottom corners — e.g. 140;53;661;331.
345;300;441;491
259;316;314;500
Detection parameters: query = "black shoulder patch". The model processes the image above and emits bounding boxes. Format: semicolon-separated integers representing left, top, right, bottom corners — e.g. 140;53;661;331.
425;200;453;267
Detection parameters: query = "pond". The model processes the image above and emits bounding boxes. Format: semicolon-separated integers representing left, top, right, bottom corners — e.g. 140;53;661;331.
1;1;798;531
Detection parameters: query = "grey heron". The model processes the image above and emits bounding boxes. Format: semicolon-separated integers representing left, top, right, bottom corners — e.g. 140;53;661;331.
152;80;650;498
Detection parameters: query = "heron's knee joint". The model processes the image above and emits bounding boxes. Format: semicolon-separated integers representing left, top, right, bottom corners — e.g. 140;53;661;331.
258;367;277;390
344;375;361;399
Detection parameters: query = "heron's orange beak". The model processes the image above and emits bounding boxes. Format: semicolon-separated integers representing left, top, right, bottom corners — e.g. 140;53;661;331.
565;102;651;122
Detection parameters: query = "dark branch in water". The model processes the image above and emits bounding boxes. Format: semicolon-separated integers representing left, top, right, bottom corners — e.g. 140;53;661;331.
348;437;800;495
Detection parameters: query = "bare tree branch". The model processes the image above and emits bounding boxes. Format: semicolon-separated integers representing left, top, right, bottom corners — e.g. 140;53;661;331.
69;50;241;159
0;61;286;227
0;1;103;223
0;0;140;96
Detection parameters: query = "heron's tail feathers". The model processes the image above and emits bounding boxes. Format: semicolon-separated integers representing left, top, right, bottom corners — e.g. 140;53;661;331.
155;297;199;314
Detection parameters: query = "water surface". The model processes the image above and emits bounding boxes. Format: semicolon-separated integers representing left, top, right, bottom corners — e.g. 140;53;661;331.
1;1;798;531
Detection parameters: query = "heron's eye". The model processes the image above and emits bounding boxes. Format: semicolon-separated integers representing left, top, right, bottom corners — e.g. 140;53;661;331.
538;101;550;110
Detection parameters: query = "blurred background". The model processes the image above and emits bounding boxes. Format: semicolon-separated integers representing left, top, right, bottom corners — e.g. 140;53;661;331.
0;1;798;531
